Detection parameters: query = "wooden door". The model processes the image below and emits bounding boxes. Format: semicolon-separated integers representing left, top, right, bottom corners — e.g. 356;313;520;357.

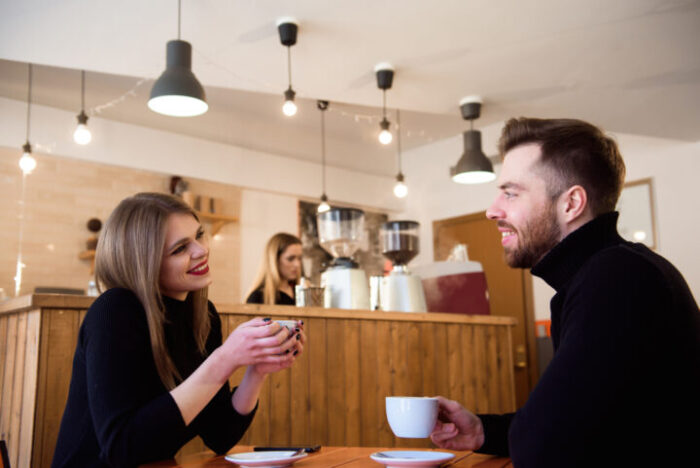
433;212;538;408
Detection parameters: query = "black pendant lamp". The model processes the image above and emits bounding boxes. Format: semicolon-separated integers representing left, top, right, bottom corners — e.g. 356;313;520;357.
317;100;330;213
450;96;496;184
277;17;299;117
148;0;208;117
375;63;394;145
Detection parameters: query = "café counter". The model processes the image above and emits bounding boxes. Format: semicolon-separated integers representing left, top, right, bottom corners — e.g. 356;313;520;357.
0;294;516;468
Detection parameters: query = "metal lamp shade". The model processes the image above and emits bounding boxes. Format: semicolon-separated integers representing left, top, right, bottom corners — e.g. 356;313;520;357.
148;40;208;117
450;130;496;184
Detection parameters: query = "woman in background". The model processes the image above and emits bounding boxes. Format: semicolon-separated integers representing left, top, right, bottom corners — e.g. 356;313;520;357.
246;233;303;305
52;193;304;467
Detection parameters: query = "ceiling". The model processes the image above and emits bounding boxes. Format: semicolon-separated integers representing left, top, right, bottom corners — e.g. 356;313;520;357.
1;0;699;177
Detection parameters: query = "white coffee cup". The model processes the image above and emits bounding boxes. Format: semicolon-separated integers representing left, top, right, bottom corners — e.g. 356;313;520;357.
275;320;297;332
385;396;438;438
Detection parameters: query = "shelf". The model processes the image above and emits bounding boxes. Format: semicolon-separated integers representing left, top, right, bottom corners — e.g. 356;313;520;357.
78;250;96;274
195;211;238;235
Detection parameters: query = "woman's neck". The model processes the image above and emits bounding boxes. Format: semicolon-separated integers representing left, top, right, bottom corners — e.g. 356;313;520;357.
278;281;294;297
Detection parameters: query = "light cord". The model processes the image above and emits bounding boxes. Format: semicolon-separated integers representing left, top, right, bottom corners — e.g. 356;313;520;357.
25;63;32;141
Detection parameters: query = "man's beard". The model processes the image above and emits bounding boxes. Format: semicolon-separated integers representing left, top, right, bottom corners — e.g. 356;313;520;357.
501;203;561;268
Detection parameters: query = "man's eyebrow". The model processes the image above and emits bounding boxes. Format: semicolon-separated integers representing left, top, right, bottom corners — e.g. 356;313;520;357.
499;182;525;191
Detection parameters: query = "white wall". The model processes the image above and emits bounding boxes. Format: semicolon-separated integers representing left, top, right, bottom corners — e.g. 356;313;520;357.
400;124;700;321
0;96;401;302
239;190;299;300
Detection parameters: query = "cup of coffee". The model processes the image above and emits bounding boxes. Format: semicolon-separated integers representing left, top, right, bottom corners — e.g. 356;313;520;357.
275;320;298;332
385;396;438;438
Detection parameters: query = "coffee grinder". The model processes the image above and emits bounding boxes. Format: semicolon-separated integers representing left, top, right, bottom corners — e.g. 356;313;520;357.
379;220;427;312
317;207;370;309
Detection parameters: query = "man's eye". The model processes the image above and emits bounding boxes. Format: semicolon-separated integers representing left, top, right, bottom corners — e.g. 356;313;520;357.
504;191;516;199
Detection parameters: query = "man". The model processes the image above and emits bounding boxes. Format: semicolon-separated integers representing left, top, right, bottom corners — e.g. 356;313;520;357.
430;118;700;467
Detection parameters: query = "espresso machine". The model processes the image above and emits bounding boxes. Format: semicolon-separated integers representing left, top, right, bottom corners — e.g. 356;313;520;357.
317;208;370;309
379;220;427;312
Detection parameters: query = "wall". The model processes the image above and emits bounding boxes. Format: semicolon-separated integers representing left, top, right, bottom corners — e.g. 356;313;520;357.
400;125;700;321
0;146;242;303
0;95;401;302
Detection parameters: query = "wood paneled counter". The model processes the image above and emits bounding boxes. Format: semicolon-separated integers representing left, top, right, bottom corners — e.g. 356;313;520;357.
0;294;516;468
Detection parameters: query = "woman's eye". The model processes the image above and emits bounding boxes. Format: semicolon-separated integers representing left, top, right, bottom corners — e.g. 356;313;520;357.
196;229;205;239
172;244;186;255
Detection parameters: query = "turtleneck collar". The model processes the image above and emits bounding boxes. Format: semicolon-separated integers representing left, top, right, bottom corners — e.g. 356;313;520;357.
161;294;191;319
531;211;624;291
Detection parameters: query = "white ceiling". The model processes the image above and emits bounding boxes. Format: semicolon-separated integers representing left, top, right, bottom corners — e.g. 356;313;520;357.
1;0;699;177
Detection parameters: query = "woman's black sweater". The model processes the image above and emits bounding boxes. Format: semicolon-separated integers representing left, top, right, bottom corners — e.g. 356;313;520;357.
52;288;255;467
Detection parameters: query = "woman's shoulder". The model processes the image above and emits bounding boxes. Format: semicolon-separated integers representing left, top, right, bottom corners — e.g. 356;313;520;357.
84;288;147;329
246;289;264;304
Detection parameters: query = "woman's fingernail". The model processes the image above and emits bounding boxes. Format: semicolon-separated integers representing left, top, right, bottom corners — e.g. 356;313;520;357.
295;327;300;332
300;320;304;325
285;349;290;354
296;334;301;340
263;317;271;322
293;350;299;356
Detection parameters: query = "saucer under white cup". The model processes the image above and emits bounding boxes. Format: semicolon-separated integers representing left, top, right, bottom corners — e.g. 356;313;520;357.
385;396;438;438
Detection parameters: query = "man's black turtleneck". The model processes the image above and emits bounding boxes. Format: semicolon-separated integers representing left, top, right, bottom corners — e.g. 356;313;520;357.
52;288;256;468
477;212;700;467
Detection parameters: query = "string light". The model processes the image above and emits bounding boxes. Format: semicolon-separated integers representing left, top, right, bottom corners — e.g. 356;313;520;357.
19;63;36;175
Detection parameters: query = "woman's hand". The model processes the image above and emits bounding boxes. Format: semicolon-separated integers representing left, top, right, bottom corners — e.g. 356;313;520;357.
250;320;306;375
218;318;298;374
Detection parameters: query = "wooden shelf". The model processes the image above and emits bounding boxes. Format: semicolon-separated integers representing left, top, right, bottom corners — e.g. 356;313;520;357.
78;250;96;273
195;211;238;235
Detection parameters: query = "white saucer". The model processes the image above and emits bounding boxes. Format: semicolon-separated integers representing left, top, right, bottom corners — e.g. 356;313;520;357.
225;451;308;467
369;450;455;468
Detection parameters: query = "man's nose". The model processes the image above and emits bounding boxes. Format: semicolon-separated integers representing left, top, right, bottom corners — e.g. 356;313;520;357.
486;201;504;220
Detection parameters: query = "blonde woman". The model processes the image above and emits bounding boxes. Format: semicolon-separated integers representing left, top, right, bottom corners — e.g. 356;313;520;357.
52;193;305;467
246;233;303;305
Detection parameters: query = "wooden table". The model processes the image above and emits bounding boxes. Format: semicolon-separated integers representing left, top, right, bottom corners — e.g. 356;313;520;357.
142;446;513;467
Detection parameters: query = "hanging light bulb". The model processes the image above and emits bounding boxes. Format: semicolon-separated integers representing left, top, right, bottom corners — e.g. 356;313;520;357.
148;0;208;117
379;118;393;145
394;174;408;198
19;142;36;175
393;110;407;198
282;88;297;116
317;194;330;213
73;70;92;144
20;64;37;175
278;18;299;117
74;111;92;145
317;100;330;212
375;63;395;145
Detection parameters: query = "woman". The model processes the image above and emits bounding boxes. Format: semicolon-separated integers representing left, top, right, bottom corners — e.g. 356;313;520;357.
246;233;303;305
52;193;305;467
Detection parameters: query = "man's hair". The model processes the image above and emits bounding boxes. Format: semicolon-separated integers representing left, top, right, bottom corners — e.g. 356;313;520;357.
498;118;626;216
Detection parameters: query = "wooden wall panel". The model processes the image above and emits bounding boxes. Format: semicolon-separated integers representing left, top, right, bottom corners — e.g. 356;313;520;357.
1;297;516;468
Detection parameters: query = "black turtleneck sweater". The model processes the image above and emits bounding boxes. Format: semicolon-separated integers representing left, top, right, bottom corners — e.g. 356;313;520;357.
477;212;700;467
52;288;256;468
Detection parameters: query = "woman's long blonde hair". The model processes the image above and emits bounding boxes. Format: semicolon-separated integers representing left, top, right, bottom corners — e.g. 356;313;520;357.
247;232;303;304
94;192;211;390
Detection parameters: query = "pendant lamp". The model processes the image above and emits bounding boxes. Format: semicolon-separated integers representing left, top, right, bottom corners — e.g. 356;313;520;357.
375;63;394;145
148;0;208;117
19;63;36;175
277;18;299;117
450;96;496;184
73;70;92;145
393;109;408;198
317;100;331;213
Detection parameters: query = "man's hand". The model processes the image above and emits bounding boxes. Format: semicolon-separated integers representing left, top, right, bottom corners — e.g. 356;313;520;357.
430;396;485;451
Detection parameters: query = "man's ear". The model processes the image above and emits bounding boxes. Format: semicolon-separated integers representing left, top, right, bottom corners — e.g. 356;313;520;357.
559;185;588;223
